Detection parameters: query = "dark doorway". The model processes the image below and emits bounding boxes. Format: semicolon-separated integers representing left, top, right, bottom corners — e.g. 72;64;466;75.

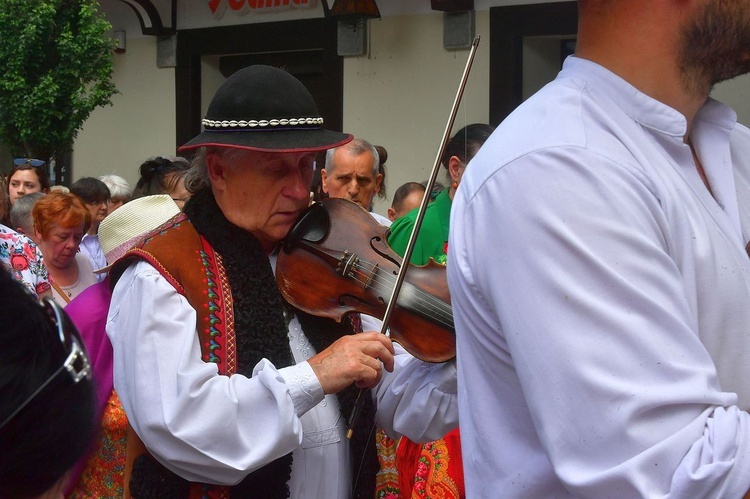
175;18;342;151
489;1;578;125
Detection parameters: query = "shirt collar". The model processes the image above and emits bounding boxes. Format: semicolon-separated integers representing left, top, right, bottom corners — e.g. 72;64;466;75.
559;56;737;138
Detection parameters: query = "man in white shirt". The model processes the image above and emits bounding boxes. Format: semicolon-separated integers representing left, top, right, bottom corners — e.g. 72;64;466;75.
447;0;750;497
107;65;457;498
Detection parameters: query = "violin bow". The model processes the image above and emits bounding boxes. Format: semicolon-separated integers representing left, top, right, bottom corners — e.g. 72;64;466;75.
347;34;481;439
381;34;480;334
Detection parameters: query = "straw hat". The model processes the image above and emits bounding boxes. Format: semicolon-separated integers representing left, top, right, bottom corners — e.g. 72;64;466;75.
178;65;352;153
94;194;181;273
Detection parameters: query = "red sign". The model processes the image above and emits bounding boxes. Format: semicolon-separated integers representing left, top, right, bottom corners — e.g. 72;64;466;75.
209;0;317;15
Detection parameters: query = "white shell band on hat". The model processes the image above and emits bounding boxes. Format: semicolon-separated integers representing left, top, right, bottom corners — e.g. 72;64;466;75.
201;117;324;130
178;65;352;152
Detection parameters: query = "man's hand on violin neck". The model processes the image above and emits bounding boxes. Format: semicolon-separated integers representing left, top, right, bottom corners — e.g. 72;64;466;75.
308;332;395;394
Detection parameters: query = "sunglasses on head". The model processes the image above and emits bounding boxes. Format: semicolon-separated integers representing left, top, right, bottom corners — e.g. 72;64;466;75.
13;158;46;168
0;298;92;430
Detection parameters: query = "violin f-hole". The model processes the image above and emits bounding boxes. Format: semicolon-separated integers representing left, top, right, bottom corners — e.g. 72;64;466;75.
370;235;401;270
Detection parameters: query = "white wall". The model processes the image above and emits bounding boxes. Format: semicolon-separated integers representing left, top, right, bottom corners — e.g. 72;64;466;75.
72;36;176;187
343;12;490;215
193;13;490;217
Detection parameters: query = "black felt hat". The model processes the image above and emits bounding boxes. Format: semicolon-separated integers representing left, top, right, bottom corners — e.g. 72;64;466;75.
179;65;352;153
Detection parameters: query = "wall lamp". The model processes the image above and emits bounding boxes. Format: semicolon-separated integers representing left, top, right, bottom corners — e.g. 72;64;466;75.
114;30;126;53
330;0;380;31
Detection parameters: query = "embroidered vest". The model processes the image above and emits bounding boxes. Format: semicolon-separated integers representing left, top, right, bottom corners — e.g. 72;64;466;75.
112;213;248;498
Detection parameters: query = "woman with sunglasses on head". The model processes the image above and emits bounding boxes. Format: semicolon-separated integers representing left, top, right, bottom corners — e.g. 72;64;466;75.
0;177;52;300
0;267;95;499
7;158;51;206
32;192;96;306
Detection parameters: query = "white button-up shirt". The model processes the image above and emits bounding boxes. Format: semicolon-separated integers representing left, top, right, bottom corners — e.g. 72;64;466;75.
448;56;750;498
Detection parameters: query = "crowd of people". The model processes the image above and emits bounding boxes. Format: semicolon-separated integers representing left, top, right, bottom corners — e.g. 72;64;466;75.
0;156;193;496
2;1;750;497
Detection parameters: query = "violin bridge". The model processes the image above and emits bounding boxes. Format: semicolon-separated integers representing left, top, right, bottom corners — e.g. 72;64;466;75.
339;251;356;277
340;251;377;290
363;263;378;290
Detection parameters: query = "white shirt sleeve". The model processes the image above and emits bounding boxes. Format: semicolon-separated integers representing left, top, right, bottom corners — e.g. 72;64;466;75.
106;260;324;485
362;314;459;442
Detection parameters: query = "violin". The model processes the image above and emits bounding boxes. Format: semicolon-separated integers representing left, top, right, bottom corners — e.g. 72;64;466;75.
278;34;479;436
276;198;455;363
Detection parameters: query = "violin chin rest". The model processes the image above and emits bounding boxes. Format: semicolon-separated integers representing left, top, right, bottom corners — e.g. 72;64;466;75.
285;202;330;245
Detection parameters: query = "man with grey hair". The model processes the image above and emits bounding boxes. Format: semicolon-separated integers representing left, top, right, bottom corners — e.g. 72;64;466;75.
9;191;45;241
321;138;389;225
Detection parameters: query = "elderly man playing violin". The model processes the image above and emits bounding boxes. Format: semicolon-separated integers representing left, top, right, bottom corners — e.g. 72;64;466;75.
106;65;458;499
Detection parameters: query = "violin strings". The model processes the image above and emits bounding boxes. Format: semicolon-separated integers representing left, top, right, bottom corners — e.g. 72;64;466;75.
350;259;452;322
345;262;452;325
304;241;452;328
351;262;450;320
343;257;454;329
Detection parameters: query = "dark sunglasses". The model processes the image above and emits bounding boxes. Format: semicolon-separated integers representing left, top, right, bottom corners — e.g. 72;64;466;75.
13;158;46;167
0;298;92;430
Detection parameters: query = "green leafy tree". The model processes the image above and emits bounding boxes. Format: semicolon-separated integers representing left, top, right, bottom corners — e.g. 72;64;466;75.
0;0;118;182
